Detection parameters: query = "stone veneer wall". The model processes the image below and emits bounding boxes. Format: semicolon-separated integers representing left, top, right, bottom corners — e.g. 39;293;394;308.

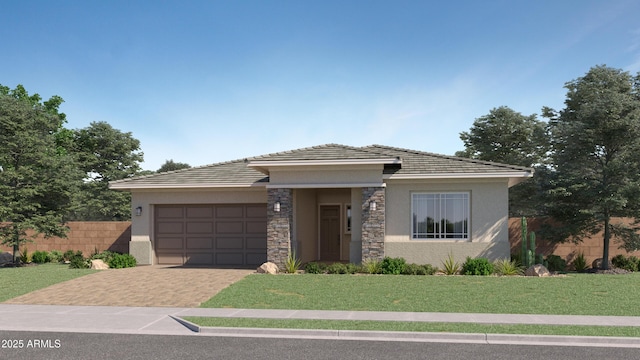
361;187;385;262
267;188;293;269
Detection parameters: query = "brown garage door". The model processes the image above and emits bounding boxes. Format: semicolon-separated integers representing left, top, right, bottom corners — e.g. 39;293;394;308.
154;204;267;267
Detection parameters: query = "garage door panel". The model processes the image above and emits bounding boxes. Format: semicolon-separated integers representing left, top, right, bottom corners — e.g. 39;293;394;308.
186;206;214;218
186;237;213;249
216;252;244;265
157;207;183;218
157;222;184;234
216;221;243;234
246;205;267;218
157;253;184;265
216;237;243;250
246;237;267;250
216;206;243;218
246;221;267;234
185;253;213;265
246;253;267;265
155;204;266;266
156;237;184;250
186;221;213;234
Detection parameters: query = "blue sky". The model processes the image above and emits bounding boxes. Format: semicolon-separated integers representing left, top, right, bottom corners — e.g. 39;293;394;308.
2;0;639;171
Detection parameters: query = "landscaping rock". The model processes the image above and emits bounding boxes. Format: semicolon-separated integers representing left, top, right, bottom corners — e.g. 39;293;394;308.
257;262;278;274
525;264;550;277
0;252;14;266
90;259;109;270
592;258;603;269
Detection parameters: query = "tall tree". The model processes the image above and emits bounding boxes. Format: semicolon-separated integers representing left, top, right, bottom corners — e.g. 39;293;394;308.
544;65;640;269
456;106;550;216
68;121;144;221
0;86;81;263
157;159;191;173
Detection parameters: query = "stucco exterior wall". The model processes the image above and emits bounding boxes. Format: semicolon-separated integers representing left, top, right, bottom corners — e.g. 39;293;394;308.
268;166;383;186
384;179;510;265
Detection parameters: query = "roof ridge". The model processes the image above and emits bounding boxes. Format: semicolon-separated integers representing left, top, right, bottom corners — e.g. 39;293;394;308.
367;144;532;171
248;143;393;161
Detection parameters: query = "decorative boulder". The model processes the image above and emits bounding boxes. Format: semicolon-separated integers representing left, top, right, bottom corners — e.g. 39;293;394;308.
0;252;13;266
90;259;109;270
592;258;602;269
257;262;278;274
525;264;550;277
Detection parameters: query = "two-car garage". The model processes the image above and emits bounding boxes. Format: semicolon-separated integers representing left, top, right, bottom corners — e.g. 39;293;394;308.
154;204;267;267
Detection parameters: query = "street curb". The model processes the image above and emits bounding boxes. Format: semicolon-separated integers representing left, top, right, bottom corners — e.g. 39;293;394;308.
193;325;640;348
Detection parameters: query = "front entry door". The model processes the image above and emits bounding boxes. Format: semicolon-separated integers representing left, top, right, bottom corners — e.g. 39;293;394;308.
320;205;341;261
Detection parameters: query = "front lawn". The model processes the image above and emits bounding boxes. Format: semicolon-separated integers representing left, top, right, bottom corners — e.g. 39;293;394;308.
201;273;640;316
0;263;96;302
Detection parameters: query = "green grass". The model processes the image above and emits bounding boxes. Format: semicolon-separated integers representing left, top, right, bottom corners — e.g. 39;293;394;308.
183;317;640;338
0;263;96;302
201;273;640;316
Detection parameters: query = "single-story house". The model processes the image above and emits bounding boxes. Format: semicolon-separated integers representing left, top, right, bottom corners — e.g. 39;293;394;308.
109;144;532;268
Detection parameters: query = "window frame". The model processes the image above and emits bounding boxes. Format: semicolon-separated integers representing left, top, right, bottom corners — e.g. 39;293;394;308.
411;192;470;240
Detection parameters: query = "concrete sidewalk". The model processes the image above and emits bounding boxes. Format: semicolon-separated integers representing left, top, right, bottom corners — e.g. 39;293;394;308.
1;304;639;348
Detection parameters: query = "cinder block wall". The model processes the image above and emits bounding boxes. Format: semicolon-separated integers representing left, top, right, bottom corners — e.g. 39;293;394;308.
509;217;640;266
0;222;131;255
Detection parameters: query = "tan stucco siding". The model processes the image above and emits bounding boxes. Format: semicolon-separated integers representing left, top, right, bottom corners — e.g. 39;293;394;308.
384;179;510;265
293;189;318;263
268;166;383;186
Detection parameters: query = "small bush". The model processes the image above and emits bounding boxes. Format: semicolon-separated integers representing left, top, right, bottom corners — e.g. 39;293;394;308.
345;263;359;274
63;250;76;262
326;262;348;274
68;251;89;269
611;254;638;272
493;259;523;276
31;250;50;264
304;262;324;274
107;253;137;269
283;250;301;274
20;248;31;263
91;250;117;264
362;259;382;274
545;255;567;272
462;257;493;276
572;252;589;272
48;250;63;263
381;257;407;275
441;252;460;275
401;263;433;275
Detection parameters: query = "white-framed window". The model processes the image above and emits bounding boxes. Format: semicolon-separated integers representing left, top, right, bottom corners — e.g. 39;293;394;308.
412;192;469;240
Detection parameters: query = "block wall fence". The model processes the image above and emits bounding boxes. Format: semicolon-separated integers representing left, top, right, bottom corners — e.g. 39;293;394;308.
0;222;130;255
2;219;640;266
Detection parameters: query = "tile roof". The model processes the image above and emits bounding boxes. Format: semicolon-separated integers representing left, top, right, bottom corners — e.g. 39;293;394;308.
109;144;532;189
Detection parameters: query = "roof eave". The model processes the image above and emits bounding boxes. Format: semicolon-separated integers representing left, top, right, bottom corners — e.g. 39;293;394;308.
108;182;267;191
384;171;534;186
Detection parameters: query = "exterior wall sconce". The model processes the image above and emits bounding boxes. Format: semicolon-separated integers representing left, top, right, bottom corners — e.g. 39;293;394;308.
370;201;376;211
274;202;281;212
135;206;142;216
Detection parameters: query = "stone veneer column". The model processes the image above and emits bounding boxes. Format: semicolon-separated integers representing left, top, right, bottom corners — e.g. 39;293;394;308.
361;187;385;262
267;188;293;269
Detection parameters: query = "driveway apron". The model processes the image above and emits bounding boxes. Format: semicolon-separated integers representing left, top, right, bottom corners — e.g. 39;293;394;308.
3;266;253;308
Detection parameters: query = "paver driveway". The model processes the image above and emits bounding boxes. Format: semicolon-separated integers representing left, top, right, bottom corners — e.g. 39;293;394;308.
3;266;254;307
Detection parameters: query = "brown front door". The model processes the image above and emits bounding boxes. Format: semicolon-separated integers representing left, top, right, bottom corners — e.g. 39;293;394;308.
320;205;341;261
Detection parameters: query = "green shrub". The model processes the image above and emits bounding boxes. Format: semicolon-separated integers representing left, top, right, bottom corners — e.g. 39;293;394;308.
611;254;638;272
107;253;137;269
31;250;50;264
572;252;589;272
462;257;494;275
510;253;523;267
304;262;324;274
362;259;382;274
91;250;117;263
441;252;460;275
68;251;89;269
20;248;31;263
283;250;301;274
493;259;523;276
345;263;359;274
63;250;76;262
545;255;567;272
48;250;63;263
381;257;407;275
401;263;436;275
326;262;348;274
